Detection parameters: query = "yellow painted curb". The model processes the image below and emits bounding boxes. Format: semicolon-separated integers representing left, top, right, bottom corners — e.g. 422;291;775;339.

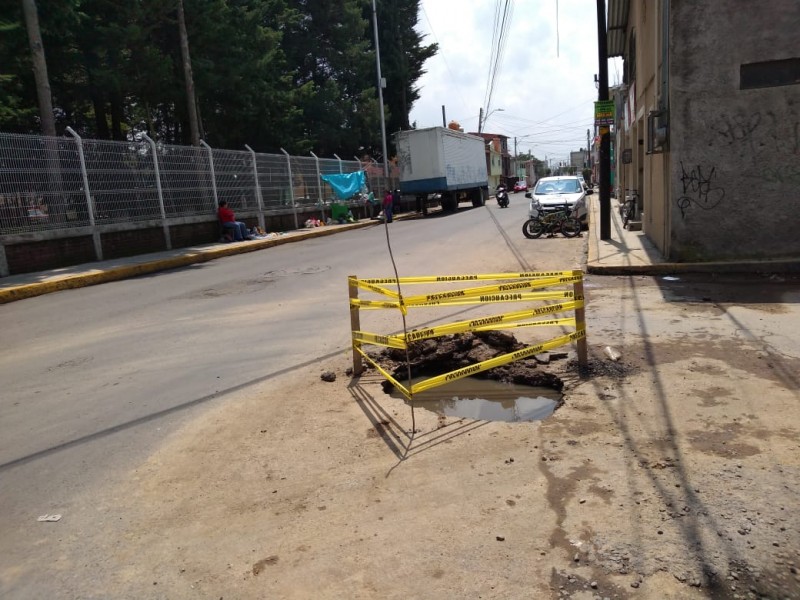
0;220;379;304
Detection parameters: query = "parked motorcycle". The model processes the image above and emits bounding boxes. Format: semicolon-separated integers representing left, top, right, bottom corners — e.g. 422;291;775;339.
496;185;509;208
522;199;581;239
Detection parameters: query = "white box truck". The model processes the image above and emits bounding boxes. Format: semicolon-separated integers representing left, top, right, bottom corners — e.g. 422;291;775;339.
395;127;488;212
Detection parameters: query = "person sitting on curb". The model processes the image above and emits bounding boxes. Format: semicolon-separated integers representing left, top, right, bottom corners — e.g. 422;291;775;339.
217;200;252;241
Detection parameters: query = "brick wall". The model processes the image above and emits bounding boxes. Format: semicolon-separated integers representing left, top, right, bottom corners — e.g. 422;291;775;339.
101;228;167;259
6;236;96;274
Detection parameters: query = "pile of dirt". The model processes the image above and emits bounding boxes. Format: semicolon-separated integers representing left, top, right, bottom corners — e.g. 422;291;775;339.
370;330;566;393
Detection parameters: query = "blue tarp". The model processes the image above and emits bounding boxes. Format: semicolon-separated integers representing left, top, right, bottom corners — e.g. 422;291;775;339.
321;171;366;200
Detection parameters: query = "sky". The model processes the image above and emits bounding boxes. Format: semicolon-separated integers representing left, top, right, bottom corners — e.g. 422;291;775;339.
407;0;622;167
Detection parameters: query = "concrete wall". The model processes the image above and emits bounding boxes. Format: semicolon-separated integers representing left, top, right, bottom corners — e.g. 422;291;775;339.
1;199;413;276
669;0;800;261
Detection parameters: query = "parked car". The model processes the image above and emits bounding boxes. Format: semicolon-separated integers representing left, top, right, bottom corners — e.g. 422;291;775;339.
513;179;528;193
524;175;592;226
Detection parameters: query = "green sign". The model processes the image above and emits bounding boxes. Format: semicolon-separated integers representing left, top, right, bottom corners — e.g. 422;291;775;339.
594;100;615;126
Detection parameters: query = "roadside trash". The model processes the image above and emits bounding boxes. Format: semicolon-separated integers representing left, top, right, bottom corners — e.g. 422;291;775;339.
662;276;680;281
37;514;61;522
320;371;336;382
603;346;622;362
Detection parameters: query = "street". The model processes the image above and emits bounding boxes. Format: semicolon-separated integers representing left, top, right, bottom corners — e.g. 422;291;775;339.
2;196;799;599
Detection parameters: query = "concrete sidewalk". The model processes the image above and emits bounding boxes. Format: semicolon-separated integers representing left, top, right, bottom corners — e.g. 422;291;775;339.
0;217;389;304
3;196;797;304
585;193;799;275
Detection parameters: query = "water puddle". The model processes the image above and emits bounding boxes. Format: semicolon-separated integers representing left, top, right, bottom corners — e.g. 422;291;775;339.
388;377;562;423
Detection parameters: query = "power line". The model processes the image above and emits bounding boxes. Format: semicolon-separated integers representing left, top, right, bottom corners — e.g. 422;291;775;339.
419;3;470;117
483;0;514;118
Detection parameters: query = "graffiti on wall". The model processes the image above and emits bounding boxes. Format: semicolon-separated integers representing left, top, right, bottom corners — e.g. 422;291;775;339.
711;109;800;165
676;162;726;220
760;164;800;186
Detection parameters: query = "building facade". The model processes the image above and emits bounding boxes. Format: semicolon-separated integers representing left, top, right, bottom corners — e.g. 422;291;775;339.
470;132;512;185
608;0;800;262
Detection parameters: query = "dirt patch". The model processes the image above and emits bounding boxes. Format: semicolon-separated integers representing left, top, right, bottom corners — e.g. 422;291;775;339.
372;330;566;394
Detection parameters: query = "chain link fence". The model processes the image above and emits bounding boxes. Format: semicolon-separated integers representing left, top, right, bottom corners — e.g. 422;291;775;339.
0;131;396;237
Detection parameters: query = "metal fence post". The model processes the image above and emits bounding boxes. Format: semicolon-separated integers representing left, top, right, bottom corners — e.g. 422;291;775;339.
142;133;171;250
199;140;219;209
349;275;363;375
280;148;299;230
333;153;343;173
574;276;588;368
0;244;9;278
245;144;265;230
310;150;325;221
65;127;103;261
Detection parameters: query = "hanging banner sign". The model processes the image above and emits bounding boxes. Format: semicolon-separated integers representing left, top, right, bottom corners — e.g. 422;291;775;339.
594;100;615;126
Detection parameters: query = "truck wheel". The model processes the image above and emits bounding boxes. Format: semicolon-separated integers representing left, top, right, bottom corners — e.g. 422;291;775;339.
471;188;484;207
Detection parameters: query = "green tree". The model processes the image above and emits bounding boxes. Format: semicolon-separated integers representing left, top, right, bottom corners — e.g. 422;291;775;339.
280;0;375;156
185;0;300;151
0;0;437;157
373;0;437;139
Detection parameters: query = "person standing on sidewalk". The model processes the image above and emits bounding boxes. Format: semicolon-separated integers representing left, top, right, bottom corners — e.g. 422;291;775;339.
383;189;393;223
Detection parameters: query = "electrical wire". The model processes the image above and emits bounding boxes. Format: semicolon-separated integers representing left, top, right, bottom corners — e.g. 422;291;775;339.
381;208;416;437
483;0;514;120
420;3;470;117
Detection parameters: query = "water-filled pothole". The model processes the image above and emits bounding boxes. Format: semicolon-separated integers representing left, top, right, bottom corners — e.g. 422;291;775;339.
387;376;562;422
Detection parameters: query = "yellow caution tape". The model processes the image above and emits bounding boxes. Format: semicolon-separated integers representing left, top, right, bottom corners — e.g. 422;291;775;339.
411;328;586;394
353;279;400;298
355;347;412;400
350;271;587;400
353;330;407;349
411;290;582;308
391;300;583;344
350;299;403;309
473;317;576;332
400;275;580;307
358;270;582;285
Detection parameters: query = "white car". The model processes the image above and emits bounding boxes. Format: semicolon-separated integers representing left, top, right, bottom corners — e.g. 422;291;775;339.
525;176;592;225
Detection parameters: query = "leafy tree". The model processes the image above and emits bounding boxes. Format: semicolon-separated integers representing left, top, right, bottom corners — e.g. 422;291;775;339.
373;0;437;138
0;0;438;157
20;0;55;135
184;0;300;151
0;17;37;129
280;0;375;156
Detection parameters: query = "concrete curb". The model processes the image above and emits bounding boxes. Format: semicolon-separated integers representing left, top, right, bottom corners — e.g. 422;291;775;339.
586;258;800;276
584;195;800;276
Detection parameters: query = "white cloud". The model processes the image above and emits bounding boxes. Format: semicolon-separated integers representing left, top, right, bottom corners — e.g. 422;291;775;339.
408;0;620;165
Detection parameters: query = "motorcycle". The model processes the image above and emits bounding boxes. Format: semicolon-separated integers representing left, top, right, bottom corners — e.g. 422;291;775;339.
496;185;509;208
522;199;581;239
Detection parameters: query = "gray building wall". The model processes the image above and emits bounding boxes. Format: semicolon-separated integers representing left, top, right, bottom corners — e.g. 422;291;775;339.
669;0;800;261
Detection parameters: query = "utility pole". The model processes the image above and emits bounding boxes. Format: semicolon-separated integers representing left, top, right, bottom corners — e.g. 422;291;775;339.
478;107;484;134
514;137;518;176
596;0;611;240
371;0;389;179
586;129;591;169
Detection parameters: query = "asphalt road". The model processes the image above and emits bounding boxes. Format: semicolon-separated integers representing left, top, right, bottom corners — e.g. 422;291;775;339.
0;193;588;596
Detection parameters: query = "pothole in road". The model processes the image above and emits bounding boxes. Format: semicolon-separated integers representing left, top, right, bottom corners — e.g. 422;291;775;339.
375;330;567;423
387;377;562;422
